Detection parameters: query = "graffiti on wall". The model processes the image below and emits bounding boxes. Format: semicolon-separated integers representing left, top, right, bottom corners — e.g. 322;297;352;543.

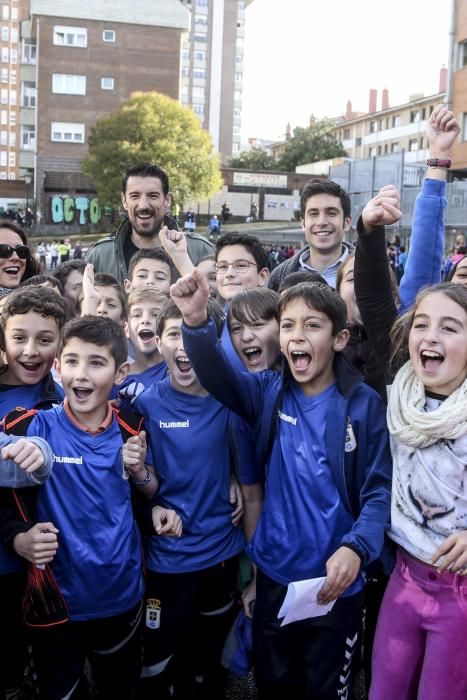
49;195;101;225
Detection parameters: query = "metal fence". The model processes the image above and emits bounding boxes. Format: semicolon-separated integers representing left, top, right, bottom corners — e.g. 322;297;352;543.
329;151;467;232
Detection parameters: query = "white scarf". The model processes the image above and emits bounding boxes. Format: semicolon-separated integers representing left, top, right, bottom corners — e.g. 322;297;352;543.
387;361;467;448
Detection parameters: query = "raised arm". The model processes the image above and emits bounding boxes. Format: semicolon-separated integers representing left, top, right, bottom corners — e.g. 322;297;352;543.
0;435;53;487
159;227;195;277
170;269;265;425
399;104;459;312
354;186;401;374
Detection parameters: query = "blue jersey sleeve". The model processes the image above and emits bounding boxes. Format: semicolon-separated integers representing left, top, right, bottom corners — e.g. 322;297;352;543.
0;433;53;487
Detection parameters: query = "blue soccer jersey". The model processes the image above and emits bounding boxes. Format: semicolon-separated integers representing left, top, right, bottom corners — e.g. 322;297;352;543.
24;406;144;621
134;378;245;574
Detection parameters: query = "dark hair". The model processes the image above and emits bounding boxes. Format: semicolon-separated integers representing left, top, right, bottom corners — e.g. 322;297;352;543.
20;274;64;294
0;219;39;282
0;286;68;349
390;282;467;375
279;270;327;293
59;316;128;368
53;259;86;288
196;255;216;266
122;162;170;196
300;179;351;219
228;287;279;330
127;248;175;282
278;282;347;335
215;232;269;269
156;298;224;338
447;254;467;282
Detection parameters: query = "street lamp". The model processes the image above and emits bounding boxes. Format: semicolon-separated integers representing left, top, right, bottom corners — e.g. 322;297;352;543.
24;174;31;211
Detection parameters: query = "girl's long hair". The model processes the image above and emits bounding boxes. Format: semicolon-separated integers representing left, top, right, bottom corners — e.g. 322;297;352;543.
389;282;467;376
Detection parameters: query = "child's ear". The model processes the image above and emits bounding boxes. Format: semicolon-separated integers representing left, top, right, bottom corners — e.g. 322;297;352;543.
114;361;130;386
333;328;349;353
123;278;132;293
155;335;163;355
257;267;270;287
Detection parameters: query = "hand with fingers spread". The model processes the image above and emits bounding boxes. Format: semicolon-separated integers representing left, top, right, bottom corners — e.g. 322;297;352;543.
230;475;244;526
362;185;402;232
170;268;210;327
427;104;460;159
317;546;361;605
13;522;59;566
152;505;183;537
432;531;467;574
1;439;46;474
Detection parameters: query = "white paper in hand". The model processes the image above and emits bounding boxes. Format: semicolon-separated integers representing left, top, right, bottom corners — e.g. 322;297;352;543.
277;577;336;626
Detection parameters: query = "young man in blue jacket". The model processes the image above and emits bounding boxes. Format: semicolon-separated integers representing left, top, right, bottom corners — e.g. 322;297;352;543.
171;269;392;699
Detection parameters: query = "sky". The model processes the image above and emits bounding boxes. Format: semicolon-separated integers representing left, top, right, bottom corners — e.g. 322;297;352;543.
241;0;452;143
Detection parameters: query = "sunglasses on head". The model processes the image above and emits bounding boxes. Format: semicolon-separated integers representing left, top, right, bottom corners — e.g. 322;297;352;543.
0;243;30;259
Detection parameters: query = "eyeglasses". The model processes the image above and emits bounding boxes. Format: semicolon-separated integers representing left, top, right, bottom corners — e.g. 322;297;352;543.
0;243;30;260
215;260;259;275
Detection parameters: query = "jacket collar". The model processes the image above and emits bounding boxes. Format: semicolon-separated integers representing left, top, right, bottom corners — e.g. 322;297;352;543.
112;214;179;245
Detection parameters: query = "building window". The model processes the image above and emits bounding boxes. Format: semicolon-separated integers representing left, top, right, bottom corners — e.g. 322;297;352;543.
1;47;8;63
0;88;7;104
102;29;116;42
0;68;7;83
419;136;424;149
9;130;15;147
392;115;400;127
409;138;418;151
9;152;15;167
459;41;467;67
384;144;388;154
11;28;17;43
343;128;350;140
197;0;208;5
369;120;377;133
11;7;17;21
193;50;206;61
22;80;36;107
421;107;426;120
0;171;6;179
391;142;400;153
10;49;17;64
52;74;86;95
101;77;114;90
9;111;16;126
0;152;6;166
1;26;8;42
410;110;420;123
53;26;87;48
10;70;16;85
369;146;376;157
356;137;362;147
10;91;16;106
192;69;205;79
21;125;35;150
22;40;36;64
192;104;204;115
2;6;9;20
51;121;85;143
377;145;382;155
0;110;6;125
0;130;6;146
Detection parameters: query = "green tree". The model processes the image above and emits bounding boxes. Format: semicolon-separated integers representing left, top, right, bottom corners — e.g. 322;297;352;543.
82;92;222;206
226;147;277;170
278;117;346;172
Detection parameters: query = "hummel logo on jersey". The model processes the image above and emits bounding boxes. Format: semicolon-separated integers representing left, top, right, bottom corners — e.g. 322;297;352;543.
278;410;297;426
54;454;83;465
159;420;190;429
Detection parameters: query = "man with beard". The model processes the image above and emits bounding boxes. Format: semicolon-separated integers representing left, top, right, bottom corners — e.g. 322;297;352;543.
86;163;213;284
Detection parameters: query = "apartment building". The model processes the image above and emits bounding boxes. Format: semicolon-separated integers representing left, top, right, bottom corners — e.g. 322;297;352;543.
0;0;29;182
178;0;254;160
449;0;467;172
332;83;445;166
19;0;190;216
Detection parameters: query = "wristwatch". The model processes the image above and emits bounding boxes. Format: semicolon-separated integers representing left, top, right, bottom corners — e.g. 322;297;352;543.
426;158;451;168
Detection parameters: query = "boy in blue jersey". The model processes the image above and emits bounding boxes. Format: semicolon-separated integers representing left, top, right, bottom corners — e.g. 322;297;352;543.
170;270;393;699
117;285;169;404
2;316;178;700
0;285;66;697
134;298;245;699
0;285;67;417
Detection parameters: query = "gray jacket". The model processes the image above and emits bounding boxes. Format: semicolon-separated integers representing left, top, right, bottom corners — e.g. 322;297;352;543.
0;434;53;488
269;240;354;291
86;216;214;284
